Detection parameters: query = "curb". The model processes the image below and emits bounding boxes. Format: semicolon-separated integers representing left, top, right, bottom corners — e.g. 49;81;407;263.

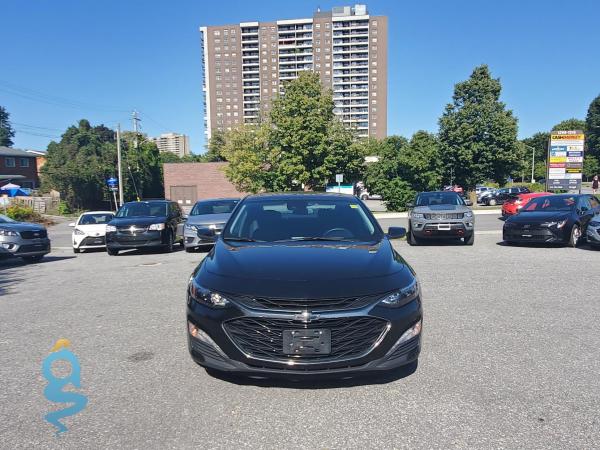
373;209;501;219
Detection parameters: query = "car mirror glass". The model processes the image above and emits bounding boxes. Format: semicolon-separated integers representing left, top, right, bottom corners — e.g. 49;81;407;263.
464;200;472;206
387;227;406;239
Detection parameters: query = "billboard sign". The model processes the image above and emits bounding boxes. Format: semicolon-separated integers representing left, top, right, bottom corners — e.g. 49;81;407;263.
547;131;584;191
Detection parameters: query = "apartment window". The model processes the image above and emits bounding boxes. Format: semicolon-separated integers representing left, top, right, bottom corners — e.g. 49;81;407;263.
325;70;330;75
271;50;276;55
316;32;321;38
216;75;221;80
233;104;238;109
215;47;221;52
271;35;276;41
263;66;267;71
325;47;330;52
325;23;330;29
325;31;330;37
216;90;222;95
227;112;231;117
372;20;378;26
262;58;267;63
231;29;236;34
232;52;237;57
271;58;276;63
316;40;320;45
226;98;231;102
372;92;377;97
261;26;266;31
262;43;267;48
263;88;268;93
225;68;229;73
272;87;277;93
372;107;377;112
270;26;275;31
216;98;223;103
271;43;276;47
214;30;220;36
316;56;320;61
372;61;377;66
234;112;239;116
372;46;377;51
262;50;267;55
232;90;238;95
325;55;330;60
215;53;221;59
316;47;320;52
316;23;320;29
216;83;222;89
372;68;377;74
325;78;330;83
372;76;377;82
215;39;221;44
372;84;377;90
272;80;277;85
5;157;16;168
272;73;277;78
316;63;321;69
373;122;377;127
372;30;377;36
372;37;377;43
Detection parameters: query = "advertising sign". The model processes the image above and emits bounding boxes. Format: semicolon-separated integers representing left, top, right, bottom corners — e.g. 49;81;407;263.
547;131;584;191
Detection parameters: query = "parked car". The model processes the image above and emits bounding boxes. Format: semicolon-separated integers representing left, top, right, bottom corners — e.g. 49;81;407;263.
503;194;600;247
501;192;552;217
407;191;475;245
586;214;600;248
355;181;382;200
0;214;50;262
443;185;464;195
482;186;530;206
184;198;239;252
105;200;185;255
69;211;114;253
187;193;422;377
478;188;497;204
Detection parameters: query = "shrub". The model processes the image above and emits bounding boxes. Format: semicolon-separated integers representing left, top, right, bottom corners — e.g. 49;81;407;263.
5;203;42;222
380;178;417;212
57;200;71;215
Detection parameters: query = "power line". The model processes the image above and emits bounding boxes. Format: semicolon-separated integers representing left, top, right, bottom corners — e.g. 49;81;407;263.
12;122;63;132
14;129;61;139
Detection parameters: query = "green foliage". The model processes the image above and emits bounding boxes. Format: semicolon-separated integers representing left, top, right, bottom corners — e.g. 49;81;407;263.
583;155;599;180
438;65;522;188
41;120;164;210
0;105;15;147
57;200;71;215
222;72;365;192
6;203;42;222
552;118;586;131
586;94;600;159
379;179;416;212
205;129;227;162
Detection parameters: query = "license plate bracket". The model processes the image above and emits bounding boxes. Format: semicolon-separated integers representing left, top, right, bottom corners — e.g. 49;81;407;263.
437;223;451;231
282;329;331;355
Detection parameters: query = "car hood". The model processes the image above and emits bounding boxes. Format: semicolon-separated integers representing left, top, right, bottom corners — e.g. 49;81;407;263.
197;239;415;298
108;217;166;227
507;211;571;224
413;204;470;213
0;222;46;232
75;224;108;235
186;213;231;226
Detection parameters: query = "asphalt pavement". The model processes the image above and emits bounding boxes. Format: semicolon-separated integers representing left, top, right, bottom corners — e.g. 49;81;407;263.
1;217;599;449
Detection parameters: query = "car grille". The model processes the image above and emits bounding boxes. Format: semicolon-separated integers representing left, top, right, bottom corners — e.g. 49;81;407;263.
18;243;49;253
224;316;389;362
227;293;383;312
117;226;148;234
424;213;464;220
19;230;47;239
80;236;106;246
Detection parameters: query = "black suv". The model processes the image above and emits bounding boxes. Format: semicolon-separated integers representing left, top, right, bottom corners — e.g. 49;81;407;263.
482;186;530;206
106;200;184;255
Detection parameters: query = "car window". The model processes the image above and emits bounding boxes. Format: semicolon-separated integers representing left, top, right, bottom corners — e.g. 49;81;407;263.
588;196;599;209
0;214;16;224
578;196;592;211
522;196;576;212
415;192;464;206
190;199;239;216
223;198;381;242
78;214;114;225
116;202;167;218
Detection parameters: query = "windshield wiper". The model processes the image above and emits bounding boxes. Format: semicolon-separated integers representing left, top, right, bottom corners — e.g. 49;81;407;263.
282;236;359;242
223;237;257;242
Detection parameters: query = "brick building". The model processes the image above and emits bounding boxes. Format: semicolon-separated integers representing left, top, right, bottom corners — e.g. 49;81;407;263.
163;162;247;207
0;147;42;189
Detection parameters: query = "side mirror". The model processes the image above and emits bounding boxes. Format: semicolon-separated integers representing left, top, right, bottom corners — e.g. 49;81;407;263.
387;226;406;239
183;214;189;220
196;227;217;241
465;200;473;206
406;202;414;208
68;222;75;227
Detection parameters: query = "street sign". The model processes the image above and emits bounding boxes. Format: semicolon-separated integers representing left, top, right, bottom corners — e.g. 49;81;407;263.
547;131;584;192
335;174;344;183
106;177;118;192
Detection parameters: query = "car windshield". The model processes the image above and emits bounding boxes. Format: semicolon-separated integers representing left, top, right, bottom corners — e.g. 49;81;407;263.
0;214;16;224
190;199;238;216
521;196;575;212
415;192;465;206
79;213;114;225
223;197;382;242
116;202;167;218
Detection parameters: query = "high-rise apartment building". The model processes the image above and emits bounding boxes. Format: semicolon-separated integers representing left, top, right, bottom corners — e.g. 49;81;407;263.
150;133;191;158
200;4;387;140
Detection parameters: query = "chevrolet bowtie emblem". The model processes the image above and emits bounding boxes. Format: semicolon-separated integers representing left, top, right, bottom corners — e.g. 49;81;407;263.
294;311;321;323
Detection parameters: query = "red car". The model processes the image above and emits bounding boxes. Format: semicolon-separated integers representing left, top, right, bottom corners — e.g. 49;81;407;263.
502;192;553;216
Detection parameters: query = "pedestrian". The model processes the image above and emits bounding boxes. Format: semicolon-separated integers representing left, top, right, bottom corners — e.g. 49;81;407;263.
593;175;599;194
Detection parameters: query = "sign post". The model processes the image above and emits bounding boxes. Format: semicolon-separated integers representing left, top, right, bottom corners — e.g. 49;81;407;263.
106;177;119;212
547;130;584;193
335;174;343;193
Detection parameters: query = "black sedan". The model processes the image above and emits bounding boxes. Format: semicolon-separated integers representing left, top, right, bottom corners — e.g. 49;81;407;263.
186;193;422;377
503;194;600;247
105;200;185;255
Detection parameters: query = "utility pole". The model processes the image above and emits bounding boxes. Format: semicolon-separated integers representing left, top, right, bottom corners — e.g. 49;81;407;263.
531;146;535;184
116;124;124;207
132;110;141;150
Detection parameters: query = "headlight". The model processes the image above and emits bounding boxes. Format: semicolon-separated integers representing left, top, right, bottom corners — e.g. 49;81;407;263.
379;279;420;308
464;211;473;218
105;225;117;232
184;223;198;231
541;219;568;229
0;229;18;237
148;223;165;231
397;319;423;345
74;228;85;235
411;213;424;219
188;278;229;308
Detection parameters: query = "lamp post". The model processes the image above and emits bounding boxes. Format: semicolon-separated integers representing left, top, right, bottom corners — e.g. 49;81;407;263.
524;144;536;183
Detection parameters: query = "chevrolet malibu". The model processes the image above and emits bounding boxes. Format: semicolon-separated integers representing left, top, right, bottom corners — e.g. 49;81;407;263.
187;193;423;377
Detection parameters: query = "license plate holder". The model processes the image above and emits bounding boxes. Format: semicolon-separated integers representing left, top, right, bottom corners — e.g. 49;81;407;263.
282;329;331;355
437;223;451;231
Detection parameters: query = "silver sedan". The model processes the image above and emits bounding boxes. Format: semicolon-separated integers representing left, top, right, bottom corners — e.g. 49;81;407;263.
183;198;240;252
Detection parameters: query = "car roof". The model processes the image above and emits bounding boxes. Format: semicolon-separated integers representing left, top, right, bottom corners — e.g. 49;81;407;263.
244;192;356;202
193;197;240;203
417;191;460;195
123;200;169;204
80;211;114;215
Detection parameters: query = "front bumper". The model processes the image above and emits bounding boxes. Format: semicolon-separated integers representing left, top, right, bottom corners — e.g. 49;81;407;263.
503;225;567;243
187;294;422;375
73;234;106;249
411;219;474;239
106;230;165;249
0;237;51;257
183;225;223;248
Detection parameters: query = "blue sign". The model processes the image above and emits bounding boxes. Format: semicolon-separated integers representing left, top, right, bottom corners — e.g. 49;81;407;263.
106;177;118;187
42;339;88;435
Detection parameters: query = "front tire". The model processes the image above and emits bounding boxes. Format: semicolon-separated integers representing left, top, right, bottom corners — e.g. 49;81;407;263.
22;255;44;263
73;247;81;254
464;233;475;245
164;232;174;253
488;198;497;206
568;224;581;248
107;247;119;256
407;229;420;246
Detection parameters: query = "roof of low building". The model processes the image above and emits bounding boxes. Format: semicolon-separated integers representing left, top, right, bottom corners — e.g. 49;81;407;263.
0;146;42;157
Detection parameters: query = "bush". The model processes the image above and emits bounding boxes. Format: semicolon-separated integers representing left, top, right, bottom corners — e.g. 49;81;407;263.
513;182;546;192
5;203;42;222
57;200;71;215
380;179;416;212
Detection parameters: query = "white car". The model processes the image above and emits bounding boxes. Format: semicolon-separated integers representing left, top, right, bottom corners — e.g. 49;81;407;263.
69;211;115;253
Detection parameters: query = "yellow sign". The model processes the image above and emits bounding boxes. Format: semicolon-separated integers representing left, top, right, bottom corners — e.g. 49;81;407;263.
551;134;584;141
549;157;567;163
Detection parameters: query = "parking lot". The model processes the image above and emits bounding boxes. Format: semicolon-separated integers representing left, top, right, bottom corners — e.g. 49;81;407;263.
1;214;599;449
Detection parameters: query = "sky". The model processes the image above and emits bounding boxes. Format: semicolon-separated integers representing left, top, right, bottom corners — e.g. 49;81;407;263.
1;0;599;154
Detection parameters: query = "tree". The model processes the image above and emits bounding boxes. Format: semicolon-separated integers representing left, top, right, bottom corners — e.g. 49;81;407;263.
552;118;586;132
583;155;599;180
222;72;365;192
0;106;15;147
438;65;522;188
585;94;600;159
204;129;227;162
